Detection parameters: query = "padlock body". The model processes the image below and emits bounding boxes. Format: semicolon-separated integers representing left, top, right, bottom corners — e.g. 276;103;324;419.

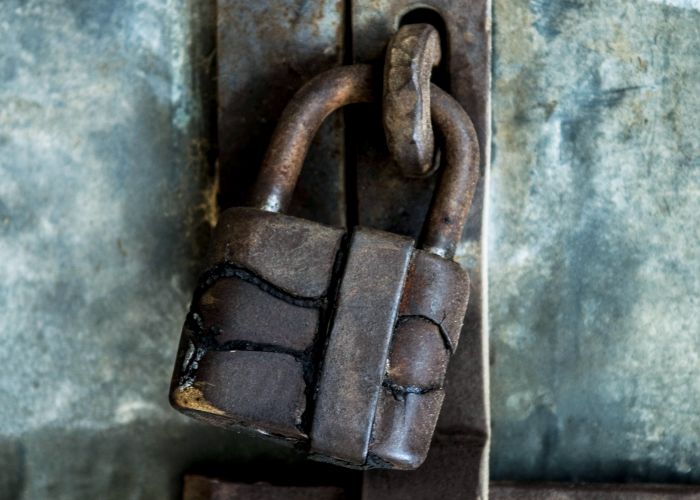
366;248;469;469
170;208;469;469
170;207;344;439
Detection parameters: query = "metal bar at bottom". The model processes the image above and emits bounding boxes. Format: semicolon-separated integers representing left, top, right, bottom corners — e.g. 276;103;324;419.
490;482;700;499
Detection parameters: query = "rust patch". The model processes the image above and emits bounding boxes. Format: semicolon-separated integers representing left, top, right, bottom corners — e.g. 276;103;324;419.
171;385;226;416
200;158;220;229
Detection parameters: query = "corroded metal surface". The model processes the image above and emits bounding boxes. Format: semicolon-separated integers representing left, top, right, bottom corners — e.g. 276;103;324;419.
183;475;348;500
370;249;470;469
311;229;413;466
353;0;491;162
383;24;441;177
490;482;700;499
170;207;472;470
489;0;700;484
217;0;346;226
170;208;472;469
173;63;478;470
352;0;491;238
250;64;480;260
422;85;480;258
170;207;344;441
205;207;344;298
250;65;376;213
182;477;700;499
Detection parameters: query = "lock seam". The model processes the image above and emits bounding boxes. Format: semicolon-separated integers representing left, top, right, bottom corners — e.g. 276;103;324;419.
192;262;327;308
299;230;353;437
395;314;455;353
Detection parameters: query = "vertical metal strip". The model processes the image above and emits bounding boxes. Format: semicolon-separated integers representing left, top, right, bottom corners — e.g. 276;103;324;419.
215;2;364;492
217;0;347;226
351;1;491;498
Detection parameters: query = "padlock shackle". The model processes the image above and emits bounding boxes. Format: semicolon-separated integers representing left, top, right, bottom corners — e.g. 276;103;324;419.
249;64;480;260
250;65;375;213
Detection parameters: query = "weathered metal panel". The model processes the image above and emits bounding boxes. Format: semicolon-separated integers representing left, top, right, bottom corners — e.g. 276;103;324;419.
491;482;700;499
217;0;346;226
0;1;296;498
489;0;700;484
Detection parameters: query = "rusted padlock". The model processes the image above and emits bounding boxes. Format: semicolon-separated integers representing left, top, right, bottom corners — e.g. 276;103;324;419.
169;64;479;469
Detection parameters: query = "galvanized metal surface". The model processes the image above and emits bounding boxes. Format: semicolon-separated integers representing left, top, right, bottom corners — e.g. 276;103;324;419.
488;0;700;484
0;1;313;499
490;482;700;499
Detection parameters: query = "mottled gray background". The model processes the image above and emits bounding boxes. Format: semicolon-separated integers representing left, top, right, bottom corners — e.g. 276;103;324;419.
0;1;295;499
489;0;700;484
0;0;698;498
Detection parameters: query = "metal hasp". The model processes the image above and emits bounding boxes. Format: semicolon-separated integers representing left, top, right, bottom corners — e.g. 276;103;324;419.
171;64;481;470
383;24;442;177
351;2;491;499
250;63;480;259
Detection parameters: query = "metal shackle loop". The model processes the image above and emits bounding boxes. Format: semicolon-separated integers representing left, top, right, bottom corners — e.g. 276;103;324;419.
249;65;375;213
249;64;480;260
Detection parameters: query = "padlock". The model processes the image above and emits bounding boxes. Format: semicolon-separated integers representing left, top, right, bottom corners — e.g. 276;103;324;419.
169;64;480;469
